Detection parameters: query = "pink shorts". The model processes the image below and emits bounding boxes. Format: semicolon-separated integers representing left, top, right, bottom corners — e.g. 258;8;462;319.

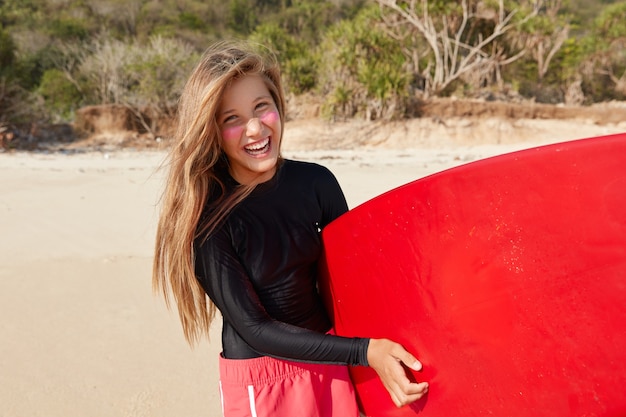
218;354;359;417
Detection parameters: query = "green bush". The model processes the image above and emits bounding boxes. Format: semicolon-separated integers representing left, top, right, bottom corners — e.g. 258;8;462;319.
123;36;198;110
38;68;82;121
47;17;89;40
178;12;205;31
0;28;16;73
318;5;410;120
249;23;317;94
570;1;626;101
227;0;258;35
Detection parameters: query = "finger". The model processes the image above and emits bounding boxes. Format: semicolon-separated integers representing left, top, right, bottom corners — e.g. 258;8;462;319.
392;346;422;371
395;378;429;398
389;390;402;407
386;372;429;406
387;359;417;391
386;384;408;408
380;378;404;408
402;354;422;371
404;381;429;395
398;383;430;406
391;389;424;408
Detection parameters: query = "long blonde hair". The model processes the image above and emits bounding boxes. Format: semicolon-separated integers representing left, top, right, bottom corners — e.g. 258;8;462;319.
153;40;286;345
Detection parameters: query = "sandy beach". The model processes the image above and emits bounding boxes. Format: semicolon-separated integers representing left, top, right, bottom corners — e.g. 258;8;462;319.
1;118;625;417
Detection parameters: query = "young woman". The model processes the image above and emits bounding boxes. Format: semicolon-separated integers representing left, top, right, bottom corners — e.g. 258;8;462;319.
153;40;429;416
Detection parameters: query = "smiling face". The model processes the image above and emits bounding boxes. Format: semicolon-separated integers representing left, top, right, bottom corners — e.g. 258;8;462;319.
218;74;282;185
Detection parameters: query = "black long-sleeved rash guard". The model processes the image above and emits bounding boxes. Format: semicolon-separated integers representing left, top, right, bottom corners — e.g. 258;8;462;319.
194;159;370;366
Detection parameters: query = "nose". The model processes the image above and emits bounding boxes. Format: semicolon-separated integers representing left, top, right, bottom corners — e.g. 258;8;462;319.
246;118;262;137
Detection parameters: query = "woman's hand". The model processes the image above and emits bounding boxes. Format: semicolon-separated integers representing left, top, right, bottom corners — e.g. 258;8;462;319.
367;338;429;408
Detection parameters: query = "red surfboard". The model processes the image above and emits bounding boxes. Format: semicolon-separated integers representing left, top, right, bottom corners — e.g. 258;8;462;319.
319;133;626;417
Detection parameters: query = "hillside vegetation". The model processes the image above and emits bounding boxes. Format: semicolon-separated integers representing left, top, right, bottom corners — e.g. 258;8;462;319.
1;0;625;149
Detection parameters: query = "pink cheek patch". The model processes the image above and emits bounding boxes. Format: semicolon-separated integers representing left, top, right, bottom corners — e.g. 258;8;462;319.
260;111;279;124
222;125;244;141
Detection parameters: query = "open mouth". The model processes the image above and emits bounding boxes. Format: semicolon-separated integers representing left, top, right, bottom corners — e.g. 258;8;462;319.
244;137;271;156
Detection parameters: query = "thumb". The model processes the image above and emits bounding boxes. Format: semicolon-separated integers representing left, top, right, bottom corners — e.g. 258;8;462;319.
398;349;422;371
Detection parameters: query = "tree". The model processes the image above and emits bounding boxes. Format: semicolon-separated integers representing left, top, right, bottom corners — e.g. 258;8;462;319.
61;35;198;132
513;0;570;82
376;0;546;96
77;36;132;105
0;26;15;72
249;23;317;94
122;35;198;131
38;68;81;120
0;25;47;124
86;0;142;38
318;5;411;120
589;1;626;96
227;0;258;35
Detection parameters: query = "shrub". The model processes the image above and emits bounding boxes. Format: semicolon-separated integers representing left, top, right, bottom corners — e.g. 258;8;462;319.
317;5;410;120
38;68;82;121
0;28;15;73
249;23;317;95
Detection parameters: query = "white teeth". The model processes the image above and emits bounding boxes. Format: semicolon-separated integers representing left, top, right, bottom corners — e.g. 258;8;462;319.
246;138;268;150
245;138;270;154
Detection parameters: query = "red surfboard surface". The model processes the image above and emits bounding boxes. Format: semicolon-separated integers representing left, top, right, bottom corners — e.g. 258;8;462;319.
319;133;626;417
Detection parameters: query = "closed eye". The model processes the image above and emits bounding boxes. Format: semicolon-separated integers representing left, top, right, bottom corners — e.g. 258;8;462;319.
222;114;238;125
255;101;270;112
